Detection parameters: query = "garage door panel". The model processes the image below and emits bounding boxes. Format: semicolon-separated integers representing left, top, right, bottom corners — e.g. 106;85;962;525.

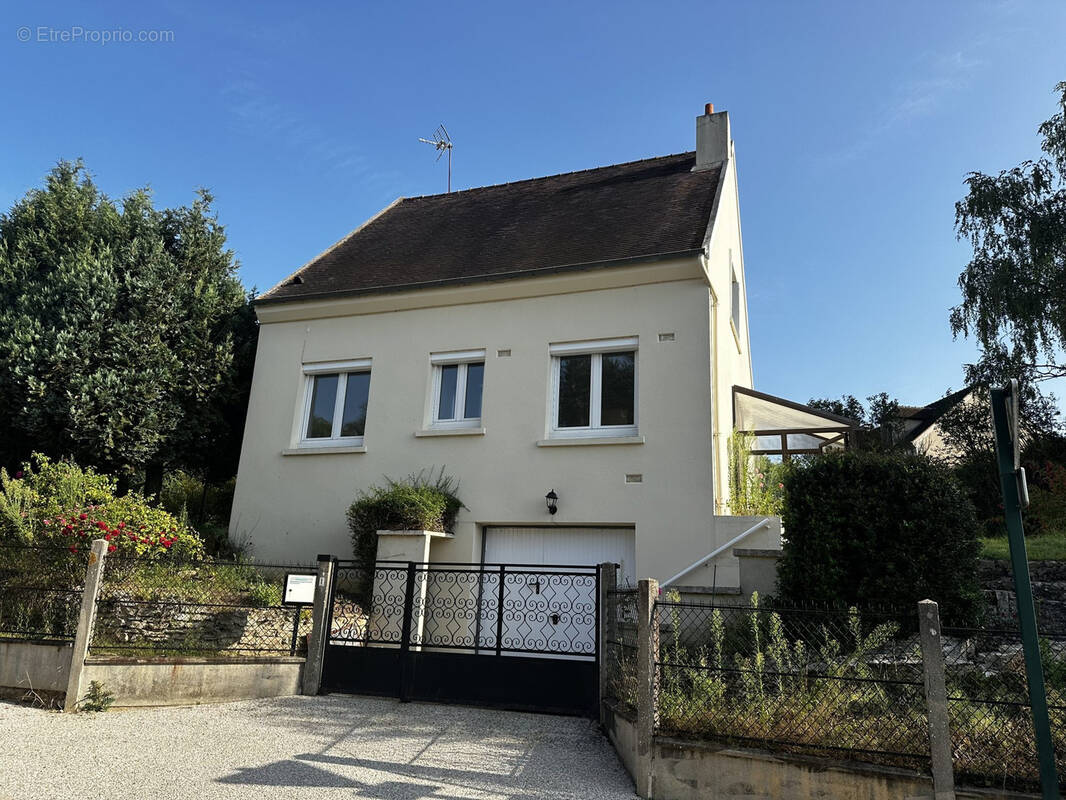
484;527;635;585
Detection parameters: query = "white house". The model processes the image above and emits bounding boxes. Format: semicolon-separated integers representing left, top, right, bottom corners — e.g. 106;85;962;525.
230;105;803;589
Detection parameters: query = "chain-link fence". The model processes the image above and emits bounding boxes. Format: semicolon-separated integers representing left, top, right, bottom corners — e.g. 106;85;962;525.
603;587;638;714
88;556;318;657
941;624;1066;793
653;598;930;770
0;544;86;642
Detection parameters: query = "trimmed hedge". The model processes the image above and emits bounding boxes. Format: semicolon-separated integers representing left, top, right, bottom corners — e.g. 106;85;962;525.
346;469;463;573
777;450;983;624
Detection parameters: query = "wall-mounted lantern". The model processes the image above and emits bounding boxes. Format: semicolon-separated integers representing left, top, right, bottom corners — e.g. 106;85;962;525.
545;490;558;515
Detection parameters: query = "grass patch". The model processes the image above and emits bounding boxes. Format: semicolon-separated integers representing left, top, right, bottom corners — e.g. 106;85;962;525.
981;529;1066;561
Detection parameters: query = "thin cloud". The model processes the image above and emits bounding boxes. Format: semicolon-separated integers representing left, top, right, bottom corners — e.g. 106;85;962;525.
819;48;984;167
220;79;399;193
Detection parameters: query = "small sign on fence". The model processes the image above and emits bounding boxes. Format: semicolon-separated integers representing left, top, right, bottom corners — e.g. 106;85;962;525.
283;573;316;606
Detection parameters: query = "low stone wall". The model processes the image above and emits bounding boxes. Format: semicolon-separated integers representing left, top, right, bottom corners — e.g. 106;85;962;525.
601;701;1036;800
980;559;1066;633
93;598;313;655
80;655;305;707
0;640;72;694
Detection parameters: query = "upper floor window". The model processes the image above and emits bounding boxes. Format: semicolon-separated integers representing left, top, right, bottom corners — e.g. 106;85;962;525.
549;338;637;438
300;359;372;445
430;350;485;428
730;259;741;336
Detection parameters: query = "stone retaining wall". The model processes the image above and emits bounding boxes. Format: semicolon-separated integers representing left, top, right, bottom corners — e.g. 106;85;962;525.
93;598;313;655
979;559;1066;633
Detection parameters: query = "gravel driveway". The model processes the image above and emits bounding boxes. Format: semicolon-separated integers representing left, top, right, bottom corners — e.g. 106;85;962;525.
0;695;635;799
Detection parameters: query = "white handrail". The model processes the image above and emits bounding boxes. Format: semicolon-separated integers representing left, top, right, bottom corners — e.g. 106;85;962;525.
660;518;773;589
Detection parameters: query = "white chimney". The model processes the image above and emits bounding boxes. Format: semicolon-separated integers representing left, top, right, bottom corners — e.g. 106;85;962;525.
693;102;731;171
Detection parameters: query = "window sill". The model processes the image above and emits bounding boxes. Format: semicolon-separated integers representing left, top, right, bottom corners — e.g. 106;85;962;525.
281;445;367;456
414;427;486;438
536;435;645;447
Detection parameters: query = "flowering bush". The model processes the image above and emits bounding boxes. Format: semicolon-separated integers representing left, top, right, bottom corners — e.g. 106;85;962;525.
0;454;204;559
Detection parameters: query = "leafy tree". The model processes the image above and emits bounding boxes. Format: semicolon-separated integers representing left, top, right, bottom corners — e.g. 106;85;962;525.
0;161;256;489
951;81;1066;387
807;392;902;449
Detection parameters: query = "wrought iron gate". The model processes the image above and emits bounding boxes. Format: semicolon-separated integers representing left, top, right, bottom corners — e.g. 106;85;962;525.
321;561;602;716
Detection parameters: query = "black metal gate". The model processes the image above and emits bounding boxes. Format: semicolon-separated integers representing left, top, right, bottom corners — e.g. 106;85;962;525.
321;561;602;716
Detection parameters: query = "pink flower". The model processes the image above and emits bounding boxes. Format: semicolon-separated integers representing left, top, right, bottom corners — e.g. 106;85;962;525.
14;471;23;479
43;519;51;526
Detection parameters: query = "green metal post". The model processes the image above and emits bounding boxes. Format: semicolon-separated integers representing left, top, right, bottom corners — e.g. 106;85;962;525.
990;385;1060;798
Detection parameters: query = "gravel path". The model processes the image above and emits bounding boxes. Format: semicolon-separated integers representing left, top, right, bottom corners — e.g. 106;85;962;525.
0;695;635;799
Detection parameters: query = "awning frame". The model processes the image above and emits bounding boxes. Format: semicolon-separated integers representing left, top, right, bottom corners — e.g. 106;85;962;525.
732;386;860;461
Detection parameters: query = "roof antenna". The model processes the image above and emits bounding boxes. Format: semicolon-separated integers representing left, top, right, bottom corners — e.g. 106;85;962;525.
419;124;453;192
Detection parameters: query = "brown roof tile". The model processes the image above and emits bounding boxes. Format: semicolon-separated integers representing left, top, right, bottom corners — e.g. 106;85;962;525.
259;151;722;303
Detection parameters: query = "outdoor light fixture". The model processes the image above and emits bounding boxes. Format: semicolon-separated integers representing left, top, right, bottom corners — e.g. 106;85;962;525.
545;490;558;515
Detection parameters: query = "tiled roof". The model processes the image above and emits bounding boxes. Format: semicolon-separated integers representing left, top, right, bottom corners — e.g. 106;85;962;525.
259;152;722;303
899;386;974;442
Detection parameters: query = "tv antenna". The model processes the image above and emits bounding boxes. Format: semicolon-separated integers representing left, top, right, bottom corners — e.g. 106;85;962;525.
419;124;453;192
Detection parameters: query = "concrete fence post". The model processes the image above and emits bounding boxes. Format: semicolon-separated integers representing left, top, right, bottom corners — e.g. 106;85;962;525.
598;561;617;726
635;577;659;799
918;599;956;800
63;538;108;713
302;555;335;696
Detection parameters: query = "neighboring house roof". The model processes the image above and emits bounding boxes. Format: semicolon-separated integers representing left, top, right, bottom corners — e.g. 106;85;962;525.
898;386;974;444
258;152;723;304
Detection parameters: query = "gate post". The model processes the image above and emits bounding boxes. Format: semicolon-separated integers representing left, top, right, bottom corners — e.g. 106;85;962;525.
598;562;616;725
398;561;417;702
64;538;108;713
919;599;957;800
635;577;659;799
302;554;335;695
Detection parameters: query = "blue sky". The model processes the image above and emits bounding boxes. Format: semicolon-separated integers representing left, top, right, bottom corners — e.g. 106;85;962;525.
2;0;1065;408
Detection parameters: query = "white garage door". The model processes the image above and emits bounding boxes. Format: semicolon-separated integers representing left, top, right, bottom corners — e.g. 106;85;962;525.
483;526;636;586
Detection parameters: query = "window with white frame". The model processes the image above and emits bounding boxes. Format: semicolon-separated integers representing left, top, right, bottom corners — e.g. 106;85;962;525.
300;359;372;445
430;350;485;428
730;258;741;336
549;338;637;438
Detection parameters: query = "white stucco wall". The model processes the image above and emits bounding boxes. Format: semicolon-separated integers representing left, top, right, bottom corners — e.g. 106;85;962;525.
701;150;755;512
230;256;753;585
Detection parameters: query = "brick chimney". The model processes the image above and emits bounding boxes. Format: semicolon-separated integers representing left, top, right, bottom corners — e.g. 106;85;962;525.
693;102;731;171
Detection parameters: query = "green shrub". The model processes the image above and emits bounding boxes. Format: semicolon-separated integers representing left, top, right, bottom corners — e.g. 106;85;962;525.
777;450;983;624
346;469;464;592
160;471;236;526
728;430;785;515
0;454;204;559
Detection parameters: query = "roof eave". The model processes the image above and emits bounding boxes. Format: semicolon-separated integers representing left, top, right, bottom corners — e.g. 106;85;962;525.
254;248;705;307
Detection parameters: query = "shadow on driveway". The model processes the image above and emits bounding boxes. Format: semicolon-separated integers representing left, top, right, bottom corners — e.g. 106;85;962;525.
215;695;634;799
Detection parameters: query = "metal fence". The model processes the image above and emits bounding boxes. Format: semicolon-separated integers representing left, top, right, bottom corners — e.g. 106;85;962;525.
603;587;638;713
0;544;86;642
652;599;930;769
941;624;1066;792
88;556;318;657
329;561;599;656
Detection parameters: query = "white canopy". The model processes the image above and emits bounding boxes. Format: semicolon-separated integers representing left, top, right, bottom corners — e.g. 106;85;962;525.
733;386;858;458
